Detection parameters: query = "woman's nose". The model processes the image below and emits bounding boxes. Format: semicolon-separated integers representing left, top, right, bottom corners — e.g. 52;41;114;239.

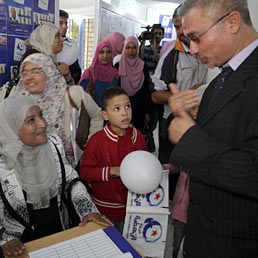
37;117;47;128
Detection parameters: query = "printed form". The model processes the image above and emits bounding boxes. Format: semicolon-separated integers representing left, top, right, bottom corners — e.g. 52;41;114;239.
29;229;133;258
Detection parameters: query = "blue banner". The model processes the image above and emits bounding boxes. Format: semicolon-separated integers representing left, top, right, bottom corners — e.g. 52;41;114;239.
0;33;7;86
159;14;173;39
6;0;33;36
33;0;54;29
0;0;55;87
0;2;7;33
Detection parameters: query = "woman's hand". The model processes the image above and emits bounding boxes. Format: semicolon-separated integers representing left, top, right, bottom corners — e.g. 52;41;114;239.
57;62;73;83
2;239;26;257
79;213;114;227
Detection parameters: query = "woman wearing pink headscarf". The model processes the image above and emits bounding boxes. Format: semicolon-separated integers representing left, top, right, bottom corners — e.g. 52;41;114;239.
79;41;119;106
115;36;151;133
104;32;125;59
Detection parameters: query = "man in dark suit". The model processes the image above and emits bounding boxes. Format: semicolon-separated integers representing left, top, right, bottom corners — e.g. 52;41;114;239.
167;0;258;257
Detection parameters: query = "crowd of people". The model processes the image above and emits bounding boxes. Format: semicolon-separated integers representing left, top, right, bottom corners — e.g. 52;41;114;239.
0;1;257;257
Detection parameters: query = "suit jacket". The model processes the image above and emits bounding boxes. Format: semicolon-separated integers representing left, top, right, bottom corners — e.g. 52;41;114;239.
170;46;258;258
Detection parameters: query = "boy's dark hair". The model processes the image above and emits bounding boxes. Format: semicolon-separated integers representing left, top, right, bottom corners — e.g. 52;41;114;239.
151;24;165;34
100;86;128;110
59;9;69;19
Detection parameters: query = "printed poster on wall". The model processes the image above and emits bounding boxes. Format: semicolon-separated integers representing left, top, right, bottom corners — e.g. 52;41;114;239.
33;0;54;29
7;0;33;36
0;1;7;33
0;33;7;86
159;14;173;39
6;35;28;81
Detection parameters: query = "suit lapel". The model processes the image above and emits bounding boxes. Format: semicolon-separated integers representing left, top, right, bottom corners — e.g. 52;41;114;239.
197;46;258;126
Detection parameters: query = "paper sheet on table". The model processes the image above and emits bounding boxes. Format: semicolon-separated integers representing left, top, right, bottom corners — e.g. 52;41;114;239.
29;229;131;258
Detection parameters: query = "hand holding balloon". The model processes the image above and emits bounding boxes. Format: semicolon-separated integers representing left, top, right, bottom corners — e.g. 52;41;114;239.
120;151;162;194
110;166;120;177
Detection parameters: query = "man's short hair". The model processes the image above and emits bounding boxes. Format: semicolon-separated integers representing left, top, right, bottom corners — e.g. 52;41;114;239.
100;86;128;110
151;24;165;34
179;0;252;26
59;9;69;19
173;4;182;19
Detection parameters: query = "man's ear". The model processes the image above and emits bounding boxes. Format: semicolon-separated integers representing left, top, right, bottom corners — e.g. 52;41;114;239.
225;11;241;34
101;110;108;121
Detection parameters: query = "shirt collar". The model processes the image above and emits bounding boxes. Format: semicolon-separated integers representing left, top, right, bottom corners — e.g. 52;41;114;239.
225;38;258;71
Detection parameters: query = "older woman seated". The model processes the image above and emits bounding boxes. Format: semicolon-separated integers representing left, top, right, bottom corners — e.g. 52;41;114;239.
0;95;112;257
17;53;103;166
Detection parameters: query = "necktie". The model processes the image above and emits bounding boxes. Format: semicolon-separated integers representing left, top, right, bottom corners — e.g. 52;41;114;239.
212;66;233;99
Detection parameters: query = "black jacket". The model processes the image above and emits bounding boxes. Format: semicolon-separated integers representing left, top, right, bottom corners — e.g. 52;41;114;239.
69;59;81;84
170;46;258;258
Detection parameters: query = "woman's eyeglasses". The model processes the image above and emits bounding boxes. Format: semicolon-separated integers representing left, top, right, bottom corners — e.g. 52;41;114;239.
22;68;43;77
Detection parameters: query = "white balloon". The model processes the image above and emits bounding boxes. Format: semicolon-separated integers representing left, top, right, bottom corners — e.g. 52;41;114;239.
56;38;79;66
120;151;163;194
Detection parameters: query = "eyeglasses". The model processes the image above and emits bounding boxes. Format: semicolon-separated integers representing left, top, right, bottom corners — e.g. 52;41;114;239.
22;68;43;77
186;12;230;44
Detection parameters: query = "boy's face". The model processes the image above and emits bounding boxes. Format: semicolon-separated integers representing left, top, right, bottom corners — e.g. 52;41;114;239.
59;16;68;37
102;94;132;136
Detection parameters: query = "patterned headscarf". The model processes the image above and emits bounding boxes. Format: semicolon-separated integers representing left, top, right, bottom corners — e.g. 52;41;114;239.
29;23;60;63
104;32;125;58
17;53;68;154
119;36;144;96
0;95;57;209
79;41;119;84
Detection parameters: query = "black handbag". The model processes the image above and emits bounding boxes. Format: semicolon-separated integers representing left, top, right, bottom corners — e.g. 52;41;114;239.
53;143;81;228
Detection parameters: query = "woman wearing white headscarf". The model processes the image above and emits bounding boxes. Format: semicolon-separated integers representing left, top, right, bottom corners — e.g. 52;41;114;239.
21;23;73;85
17;53;103;166
0;95;112;257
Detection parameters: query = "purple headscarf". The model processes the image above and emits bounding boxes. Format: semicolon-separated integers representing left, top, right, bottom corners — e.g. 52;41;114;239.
119;36;144;96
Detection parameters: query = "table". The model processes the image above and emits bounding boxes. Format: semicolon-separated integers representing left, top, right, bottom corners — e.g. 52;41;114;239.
6;222;144;258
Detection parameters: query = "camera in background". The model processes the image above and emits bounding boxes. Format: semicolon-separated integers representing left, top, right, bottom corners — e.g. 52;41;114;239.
138;24;163;42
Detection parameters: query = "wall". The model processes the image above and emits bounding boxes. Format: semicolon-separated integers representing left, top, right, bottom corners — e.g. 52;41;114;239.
146;2;180;44
103;0;148;21
248;0;258;30
94;0;147;51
